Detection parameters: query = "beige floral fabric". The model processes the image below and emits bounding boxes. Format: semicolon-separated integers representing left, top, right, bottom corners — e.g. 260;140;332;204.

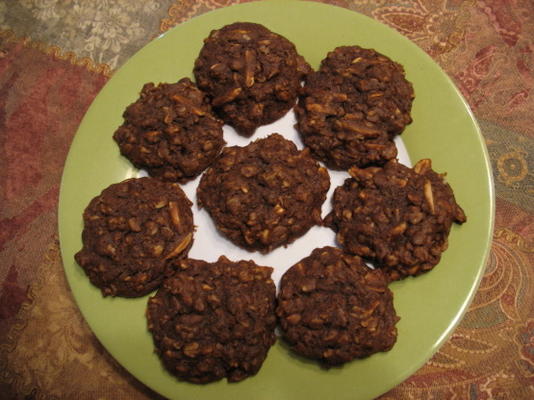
2;0;173;70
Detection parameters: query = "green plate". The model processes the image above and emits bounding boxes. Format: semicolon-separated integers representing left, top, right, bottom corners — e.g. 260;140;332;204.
58;1;494;399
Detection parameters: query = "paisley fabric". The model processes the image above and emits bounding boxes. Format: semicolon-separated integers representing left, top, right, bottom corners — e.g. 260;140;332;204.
0;0;532;398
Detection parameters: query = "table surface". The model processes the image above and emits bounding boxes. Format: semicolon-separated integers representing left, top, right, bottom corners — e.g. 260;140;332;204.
0;0;533;399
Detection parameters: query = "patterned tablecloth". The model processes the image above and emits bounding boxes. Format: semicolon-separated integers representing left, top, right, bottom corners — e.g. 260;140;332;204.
1;1;533;399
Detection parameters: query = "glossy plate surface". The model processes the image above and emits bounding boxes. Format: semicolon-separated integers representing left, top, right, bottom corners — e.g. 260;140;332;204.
58;1;494;399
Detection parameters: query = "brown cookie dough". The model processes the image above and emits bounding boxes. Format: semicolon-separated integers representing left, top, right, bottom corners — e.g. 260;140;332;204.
197;133;330;253
146;256;276;383
295;46;414;170
113;78;225;183
325;159;466;281
194;22;311;136
74;177;194;297
276;246;399;366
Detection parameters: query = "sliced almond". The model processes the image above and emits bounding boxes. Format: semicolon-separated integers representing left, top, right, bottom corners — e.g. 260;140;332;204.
414;159;432;174
390;222;407;236
171;94;205;116
168;201;181;229
212;87;242;107
164;232;192;260
423;179;436;214
244;49;256;87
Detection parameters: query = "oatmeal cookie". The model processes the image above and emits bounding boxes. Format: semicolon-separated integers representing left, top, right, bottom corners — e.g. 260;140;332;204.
147;256;276;383
295;69;398;170
325;159;466;280
113;78;224;183
194;22;311;136
295;46;414;170
197;133;330;253
277;246;399;366
319;46;414;137
74;177;194;297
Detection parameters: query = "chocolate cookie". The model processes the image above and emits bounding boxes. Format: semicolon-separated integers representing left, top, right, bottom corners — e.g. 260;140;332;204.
74;177;194;297
113;78;224;183
320;46;414;137
325;159;466;281
295;70;398;170
147;256;276;383
295;46;414;170
194;22;311;136
277;246;399;366
197;133;330;253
